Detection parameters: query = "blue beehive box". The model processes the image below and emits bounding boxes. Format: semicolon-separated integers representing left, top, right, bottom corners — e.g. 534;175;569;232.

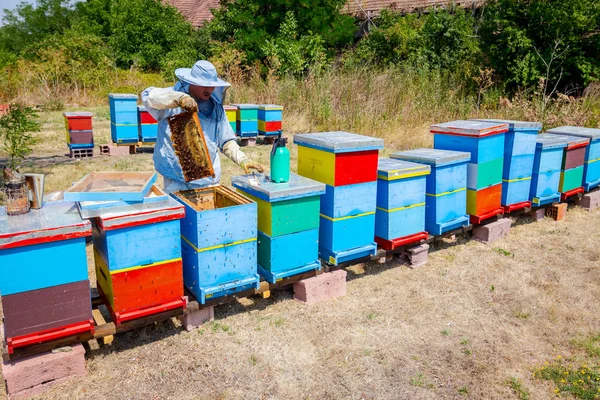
137;105;158;143
474;119;542;210
174;186;259;304
91;197;184;271
391;149;470;235
109;93;139;144
547;126;600;192
530;134;569;205
233;104;259;137
0;202;91;296
375;158;430;247
232;173;325;283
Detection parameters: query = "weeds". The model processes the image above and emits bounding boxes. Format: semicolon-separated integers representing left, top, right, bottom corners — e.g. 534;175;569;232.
494;248;514;257
507;377;530;400
410;373;433;388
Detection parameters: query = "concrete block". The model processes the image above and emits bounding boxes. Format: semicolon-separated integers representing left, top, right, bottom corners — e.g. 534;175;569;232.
239;138;257;147
2;344;86;398
531;208;547;221
180;306;214;331
402;243;429;268
293;270;347;305
99;144;130;156
577;190;600;211
473;218;512;243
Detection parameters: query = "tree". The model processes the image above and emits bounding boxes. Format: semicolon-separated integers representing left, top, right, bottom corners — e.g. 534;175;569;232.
0;104;40;170
208;0;355;63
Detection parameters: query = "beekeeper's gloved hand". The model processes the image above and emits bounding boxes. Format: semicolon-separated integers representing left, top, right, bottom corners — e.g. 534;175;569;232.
222;140;265;174
147;88;197;112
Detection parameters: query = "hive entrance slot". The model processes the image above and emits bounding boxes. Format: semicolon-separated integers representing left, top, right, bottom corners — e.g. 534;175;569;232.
174;186;251;211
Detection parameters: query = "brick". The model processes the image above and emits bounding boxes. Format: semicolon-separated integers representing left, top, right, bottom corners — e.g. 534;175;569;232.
180;306;214;331
293;270;347;305
239;138;257;147
2;344;86;397
546;203;567;221
99;144;130;156
577;190;600;211
473;218;512;243
403;243;429;268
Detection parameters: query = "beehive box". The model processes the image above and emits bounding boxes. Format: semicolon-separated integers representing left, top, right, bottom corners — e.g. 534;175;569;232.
233;104;259;137
92;196;186;323
475;119;541;211
375;158;430;248
232;173;325;283
392;149;470;235
544;133;589;197
295;131;384;265
258;104;283;136
0;202;93;353
547;126;600;192
224;105;237;132
432;120;508;223
137;105;158;143
294;131;384;187
530;134;568;205
109;93;139;144
63;112;94;148
174;186;259;304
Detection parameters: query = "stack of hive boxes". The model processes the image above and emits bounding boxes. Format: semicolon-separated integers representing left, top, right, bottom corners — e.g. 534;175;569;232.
475;119;542;212
233;104;259;138
391;149;470;235
294;132;384;265
174;186;259;304
88;188;187;325
530;134;569;205
63;112;94;158
374;158;430;249
547;126;600;192
0;202;94;354
544;133;590;200
224;105;237;132
432;120;509;224
137;105;158;143
232;173;325;283
258;105;283;137
109;93;139;145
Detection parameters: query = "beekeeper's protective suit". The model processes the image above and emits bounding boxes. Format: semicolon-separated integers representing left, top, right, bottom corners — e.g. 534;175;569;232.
142;60;263;193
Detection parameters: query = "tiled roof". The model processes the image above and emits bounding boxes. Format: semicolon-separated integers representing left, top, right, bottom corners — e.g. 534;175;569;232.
165;0;219;26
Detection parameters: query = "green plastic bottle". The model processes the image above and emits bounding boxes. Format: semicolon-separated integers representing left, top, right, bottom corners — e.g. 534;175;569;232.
270;136;290;183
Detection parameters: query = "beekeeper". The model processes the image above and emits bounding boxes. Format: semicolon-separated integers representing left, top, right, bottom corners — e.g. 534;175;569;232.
142;60;263;193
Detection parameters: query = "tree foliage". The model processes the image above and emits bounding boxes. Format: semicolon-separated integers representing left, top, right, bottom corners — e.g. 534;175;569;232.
0;104;40;169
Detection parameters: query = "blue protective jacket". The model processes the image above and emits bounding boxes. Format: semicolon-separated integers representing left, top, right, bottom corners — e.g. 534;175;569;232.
141;82;236;191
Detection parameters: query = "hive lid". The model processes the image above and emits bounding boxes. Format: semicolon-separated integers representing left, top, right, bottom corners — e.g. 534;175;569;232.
93;196;185;231
137;105;147;112
431;120;509;136
472;119;542;131
77;185;170;219
64;171;157;202
63;112;93;118
232;103;259;109
546;126;600;140
535;133;570;149
0;202;91;250
258;104;284;110
391;148;471;166
377;158;431;180
108;93;138;99
541;133;589;148
293;131;384;153
223;105;238;110
232;173;325;202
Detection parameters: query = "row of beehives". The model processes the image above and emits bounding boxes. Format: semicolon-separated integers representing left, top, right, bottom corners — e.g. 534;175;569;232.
108;93;284;144
1;121;599;355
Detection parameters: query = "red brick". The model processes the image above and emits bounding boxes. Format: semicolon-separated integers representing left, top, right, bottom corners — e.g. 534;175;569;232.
293;270;347;305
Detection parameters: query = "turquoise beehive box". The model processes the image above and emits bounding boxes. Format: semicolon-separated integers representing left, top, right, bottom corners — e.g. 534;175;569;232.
391;149;470;235
547;126;600;192
174;186;259;304
109;93;139;144
232;173;325;283
375;158;430;249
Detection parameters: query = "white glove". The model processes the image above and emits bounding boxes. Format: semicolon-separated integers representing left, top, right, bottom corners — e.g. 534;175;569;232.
147;88;197;111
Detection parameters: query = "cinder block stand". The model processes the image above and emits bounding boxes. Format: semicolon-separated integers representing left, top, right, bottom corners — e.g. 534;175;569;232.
472;218;512;243
293;270;347;305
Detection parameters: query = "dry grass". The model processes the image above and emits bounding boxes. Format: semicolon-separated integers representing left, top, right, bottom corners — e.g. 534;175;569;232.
0;105;600;399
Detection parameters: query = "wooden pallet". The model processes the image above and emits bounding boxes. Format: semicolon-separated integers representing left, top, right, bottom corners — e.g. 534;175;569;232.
2;268;322;361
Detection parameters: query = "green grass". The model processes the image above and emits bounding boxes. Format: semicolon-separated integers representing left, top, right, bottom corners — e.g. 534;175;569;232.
507;377;530;400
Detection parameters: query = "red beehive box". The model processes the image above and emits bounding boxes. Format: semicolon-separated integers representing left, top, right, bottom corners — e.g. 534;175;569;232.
63;112;93;131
